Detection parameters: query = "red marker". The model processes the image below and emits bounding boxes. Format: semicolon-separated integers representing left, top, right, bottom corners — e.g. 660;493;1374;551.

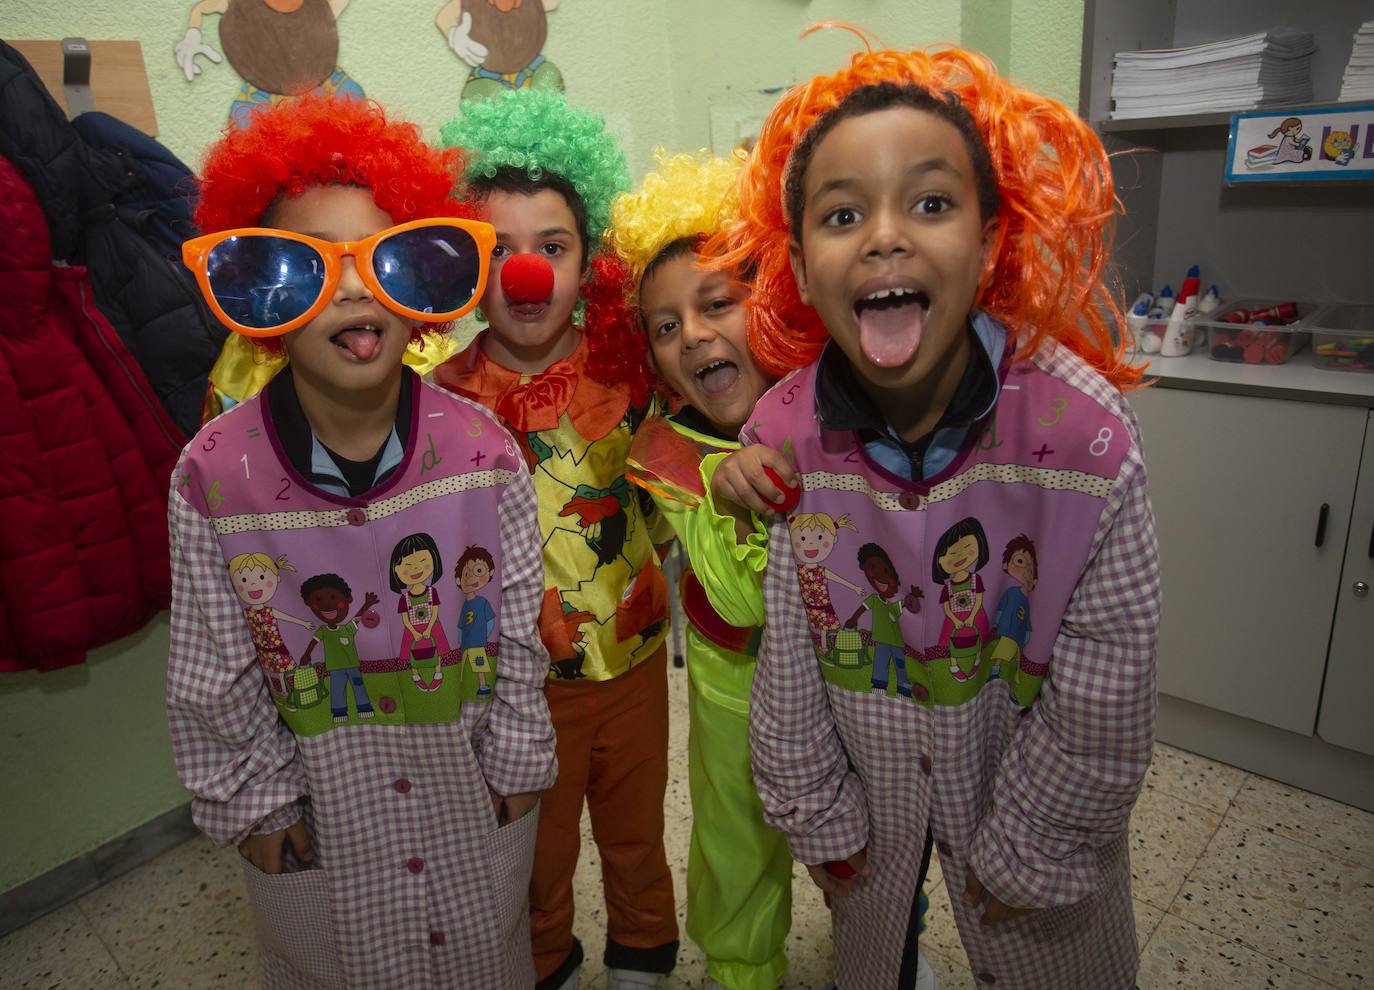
763;467;801;513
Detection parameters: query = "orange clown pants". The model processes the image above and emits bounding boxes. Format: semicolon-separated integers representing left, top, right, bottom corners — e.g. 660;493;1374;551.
530;646;679;981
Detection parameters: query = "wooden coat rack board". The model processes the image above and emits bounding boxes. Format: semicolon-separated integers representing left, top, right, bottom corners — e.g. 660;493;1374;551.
8;38;158;136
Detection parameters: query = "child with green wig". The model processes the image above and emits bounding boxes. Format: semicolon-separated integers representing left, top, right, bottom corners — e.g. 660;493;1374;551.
434;89;677;990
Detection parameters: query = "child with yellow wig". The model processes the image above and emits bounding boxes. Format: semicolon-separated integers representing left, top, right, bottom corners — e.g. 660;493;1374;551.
712;35;1160;990
609;151;794;990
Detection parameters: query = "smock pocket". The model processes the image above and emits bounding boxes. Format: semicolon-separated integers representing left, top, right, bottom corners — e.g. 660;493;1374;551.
241;860;346;989
489;804;540;956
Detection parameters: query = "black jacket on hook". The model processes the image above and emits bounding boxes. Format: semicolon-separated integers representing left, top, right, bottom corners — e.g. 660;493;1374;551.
0;38;225;438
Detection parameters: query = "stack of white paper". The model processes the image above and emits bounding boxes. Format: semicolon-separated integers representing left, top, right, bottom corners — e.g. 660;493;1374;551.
1339;20;1374;101
1111;29;1315;119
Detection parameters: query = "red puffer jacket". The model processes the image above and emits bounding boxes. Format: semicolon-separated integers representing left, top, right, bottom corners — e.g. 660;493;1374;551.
0;154;183;671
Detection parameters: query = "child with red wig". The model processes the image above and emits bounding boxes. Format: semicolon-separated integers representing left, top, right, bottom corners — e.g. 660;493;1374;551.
712;37;1160;990
433;90;677;990
167;96;556;989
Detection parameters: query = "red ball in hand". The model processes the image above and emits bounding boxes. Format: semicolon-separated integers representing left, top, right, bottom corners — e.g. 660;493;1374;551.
763;466;801;513
500;252;555;304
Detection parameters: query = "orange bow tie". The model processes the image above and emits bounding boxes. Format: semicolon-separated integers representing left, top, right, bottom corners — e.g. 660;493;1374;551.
495;365;577;433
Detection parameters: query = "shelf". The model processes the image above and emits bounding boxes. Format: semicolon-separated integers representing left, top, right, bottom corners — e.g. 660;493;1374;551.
1096;100;1367;134
1138;348;1374;407
1097;110;1237;132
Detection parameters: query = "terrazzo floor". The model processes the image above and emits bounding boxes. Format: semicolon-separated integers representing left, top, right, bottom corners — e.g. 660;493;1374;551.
3;662;1371;990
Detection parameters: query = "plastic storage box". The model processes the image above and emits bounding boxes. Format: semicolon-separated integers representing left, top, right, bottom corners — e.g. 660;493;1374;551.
1308;304;1374;373
1195;299;1314;365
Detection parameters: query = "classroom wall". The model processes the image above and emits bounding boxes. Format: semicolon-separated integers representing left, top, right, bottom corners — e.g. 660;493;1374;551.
0;0;1083;897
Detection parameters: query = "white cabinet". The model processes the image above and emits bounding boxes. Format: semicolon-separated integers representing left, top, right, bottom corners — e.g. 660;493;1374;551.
1317;412;1374;756
1128;386;1366;736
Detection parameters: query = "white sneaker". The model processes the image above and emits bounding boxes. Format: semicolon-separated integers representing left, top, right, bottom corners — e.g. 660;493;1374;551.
915;952;938;990
606;969;662;989
552;964;580;990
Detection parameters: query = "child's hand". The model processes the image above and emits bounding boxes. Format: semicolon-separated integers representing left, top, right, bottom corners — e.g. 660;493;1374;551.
490;789;540;826
805;848;871;899
713;445;798;517
238;819;313;875
963;866;1027;926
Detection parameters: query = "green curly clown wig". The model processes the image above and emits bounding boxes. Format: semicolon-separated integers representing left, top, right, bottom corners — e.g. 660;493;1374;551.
438;89;629;246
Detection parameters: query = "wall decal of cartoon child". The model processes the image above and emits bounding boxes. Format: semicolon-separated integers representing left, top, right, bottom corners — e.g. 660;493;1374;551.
932;516;991;682
227;552;313;700
1268;117;1312;164
455;545;498;698
390;533;451;692
992;534;1037;681
299;573;380;723
789;512;863;657
844;542;923;697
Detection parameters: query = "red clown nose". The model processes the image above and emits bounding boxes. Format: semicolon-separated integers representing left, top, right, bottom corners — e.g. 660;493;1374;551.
500;253;555;304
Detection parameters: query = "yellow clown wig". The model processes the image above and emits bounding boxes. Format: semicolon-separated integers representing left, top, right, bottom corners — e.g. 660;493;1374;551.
607;149;744;290
711;33;1139;388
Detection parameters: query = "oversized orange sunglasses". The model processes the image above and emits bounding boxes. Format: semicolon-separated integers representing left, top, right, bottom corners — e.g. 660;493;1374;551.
182;218;496;338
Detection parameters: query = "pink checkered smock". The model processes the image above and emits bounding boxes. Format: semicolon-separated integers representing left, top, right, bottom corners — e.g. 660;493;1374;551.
747;341;1160;990
167;377;557;989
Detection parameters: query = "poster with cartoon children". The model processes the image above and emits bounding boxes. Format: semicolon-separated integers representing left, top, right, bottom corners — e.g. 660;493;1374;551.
790;512;864;659
932;517;991;682
227;552;313;703
843;542;923;697
299;574;379;723
455;545;498;699
1229;105;1374;182
390;533;451;692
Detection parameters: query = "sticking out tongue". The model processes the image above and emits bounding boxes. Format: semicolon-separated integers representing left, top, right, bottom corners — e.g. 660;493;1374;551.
334;327;381;361
857;297;926;369
698;362;739;396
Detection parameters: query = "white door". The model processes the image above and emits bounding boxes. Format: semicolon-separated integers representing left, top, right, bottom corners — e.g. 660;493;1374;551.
1318;411;1374;755
1130;386;1365;735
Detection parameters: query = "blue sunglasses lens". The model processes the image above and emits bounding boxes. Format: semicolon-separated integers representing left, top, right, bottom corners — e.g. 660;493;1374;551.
372;225;482;317
206;235;326;330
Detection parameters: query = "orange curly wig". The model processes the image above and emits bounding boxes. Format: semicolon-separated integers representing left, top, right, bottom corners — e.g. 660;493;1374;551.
711;40;1139;388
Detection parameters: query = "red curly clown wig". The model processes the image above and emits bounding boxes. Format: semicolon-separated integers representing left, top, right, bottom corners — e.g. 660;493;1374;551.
194;96;474;353
196;96;472;234
711;38;1140;389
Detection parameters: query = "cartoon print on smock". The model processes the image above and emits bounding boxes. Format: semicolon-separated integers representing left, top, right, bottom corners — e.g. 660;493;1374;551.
227;552;313;703
842;542;924;697
390;533;453;692
299;573;380;722
931;517;992;682
455;545;499;699
989;533;1048;708
789;512;864;661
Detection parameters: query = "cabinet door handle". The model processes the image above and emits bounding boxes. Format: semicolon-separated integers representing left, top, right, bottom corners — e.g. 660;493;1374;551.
1368;520;1373;559
1314;503;1330;547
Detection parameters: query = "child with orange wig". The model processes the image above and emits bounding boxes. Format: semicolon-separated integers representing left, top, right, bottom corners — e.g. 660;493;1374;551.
168;96;556;989
713;37;1160;990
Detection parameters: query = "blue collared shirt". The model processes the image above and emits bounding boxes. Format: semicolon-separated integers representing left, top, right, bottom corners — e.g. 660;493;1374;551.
814;312;1007;481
